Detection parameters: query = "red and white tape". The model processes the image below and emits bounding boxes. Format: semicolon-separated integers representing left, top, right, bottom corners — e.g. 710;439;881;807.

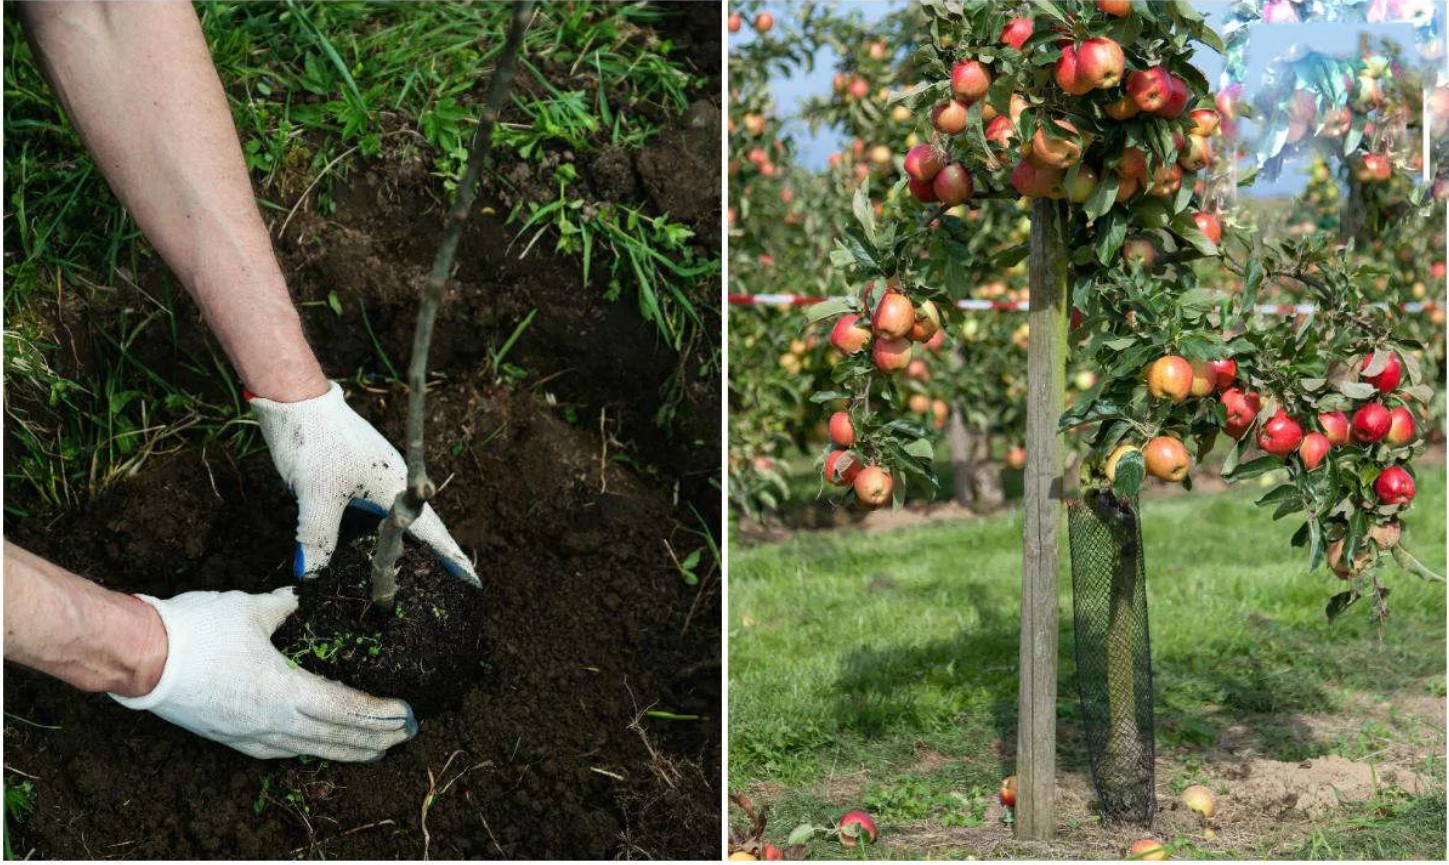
727;294;1441;315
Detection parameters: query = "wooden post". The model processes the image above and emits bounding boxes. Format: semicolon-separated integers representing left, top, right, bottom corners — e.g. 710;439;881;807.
1015;197;1068;840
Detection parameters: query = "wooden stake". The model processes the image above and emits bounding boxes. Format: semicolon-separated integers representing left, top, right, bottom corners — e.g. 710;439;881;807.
1015;197;1068;840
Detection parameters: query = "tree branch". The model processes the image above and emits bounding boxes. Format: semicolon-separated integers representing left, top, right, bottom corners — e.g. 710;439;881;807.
371;1;535;608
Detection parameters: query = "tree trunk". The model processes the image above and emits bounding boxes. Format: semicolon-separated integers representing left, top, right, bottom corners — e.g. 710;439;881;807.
971;433;1005;512
947;404;975;508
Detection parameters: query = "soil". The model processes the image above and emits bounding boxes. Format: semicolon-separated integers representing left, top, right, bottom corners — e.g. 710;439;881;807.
2;3;720;859
271;536;487;719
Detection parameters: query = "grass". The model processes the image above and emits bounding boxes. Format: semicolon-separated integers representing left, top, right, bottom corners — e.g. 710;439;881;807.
3;2;714;516
729;469;1447;859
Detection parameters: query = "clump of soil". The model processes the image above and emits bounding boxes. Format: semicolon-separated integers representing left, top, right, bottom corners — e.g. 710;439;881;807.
271;537;487;718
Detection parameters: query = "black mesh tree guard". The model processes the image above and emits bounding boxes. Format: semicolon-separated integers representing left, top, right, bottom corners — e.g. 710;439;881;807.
1068;489;1156;826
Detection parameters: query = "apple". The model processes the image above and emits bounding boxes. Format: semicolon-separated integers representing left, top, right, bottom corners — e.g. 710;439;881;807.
1359;351;1402;393
951;59;992;103
848;77;870;100
1098;0;1131;15
1430;261;1446;280
1105;93;1141;120
1115;173;1141;203
909;300;942;342
1386;406;1416;446
1327;537;1372;578
1159;74;1190;118
868;40;887;60
1127;67;1171;114
869;144;893;166
904;144;946;183
728;13;742;33
1128;839;1168;860
1054;46;1094;96
1147;163;1182;197
1188;359;1216;397
1192;211;1222;244
743;113;767;136
1146;356;1194;403
754;12;775;32
1011;159;1065;198
1189;109;1221;137
1004;445;1027;470
1001;17;1034;50
1077;37;1126;89
931;100;970;135
1221;388;1262;438
1144;436;1190;482
933;163;975;205
905;359;930;381
1104;442;1140;482
931;399;950;428
1258;411;1304;456
908;177;938;203
1182;785;1216;819
1064;165;1099;203
1363;153;1392;181
1122;238;1157;269
853;467;893;508
924;329;946;352
1299;432;1330;470
836;809;879;847
1374;466;1415;506
824;449;862;486
829;411;856;447
872;291;915;338
729;853;757;861
1116;146;1149;180
831;314;872;354
763;843;783;860
999;775;1018;808
1351;403;1391;443
908;393;931;414
1031;119;1083;168
1318;410;1350;446
985;114;1015;145
1370;520;1402;549
1207;358;1236;390
873;336;913;373
1179;135;1214;172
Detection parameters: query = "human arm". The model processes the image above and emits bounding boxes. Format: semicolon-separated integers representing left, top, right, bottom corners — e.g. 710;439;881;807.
3;542;417;761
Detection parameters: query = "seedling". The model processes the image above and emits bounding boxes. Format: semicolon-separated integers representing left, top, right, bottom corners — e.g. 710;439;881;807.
369;1;534;609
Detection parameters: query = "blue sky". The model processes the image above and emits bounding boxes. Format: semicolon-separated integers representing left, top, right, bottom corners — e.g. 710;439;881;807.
736;1;1431;197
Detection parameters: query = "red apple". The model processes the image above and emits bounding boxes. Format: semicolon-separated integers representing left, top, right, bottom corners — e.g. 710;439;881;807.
837;809;879;847
951;59;991;103
1116;146;1148;181
1189;108;1221;137
931;100;970;135
1207;357;1237;390
1001;17;1034;50
1351;403;1392;443
1386;406;1416;446
985;114;1015;145
1221;387;1263;438
1318;410;1350;446
1105;93;1141;120
999;775;1018;808
1054;45;1094;96
1146;355;1194;403
1122;238;1157;269
932;163;975;205
1374;466;1415;506
1258;410;1304;456
829;411;856;447
1158;74;1190;118
873;336;912;372
728;13;742;33
871;291;915;338
830;314;872;354
1077;37;1125;90
1144;436;1191;482
909;300;942;342
824;449;862;486
1098;0;1131;15
1300;432;1330;470
853;467;893;508
754;12;774;32
1127;67;1171;114
1192;211;1222;244
1359;351;1402;393
904;144;946;183
1011;159;1064;198
1179;134;1214;172
1031;119;1083;168
908;177;938;203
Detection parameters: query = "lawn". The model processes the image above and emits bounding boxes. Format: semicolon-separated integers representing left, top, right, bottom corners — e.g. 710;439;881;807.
728;468;1447;859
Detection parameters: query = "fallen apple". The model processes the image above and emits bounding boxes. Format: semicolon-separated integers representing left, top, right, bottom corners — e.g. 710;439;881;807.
837;809;879;847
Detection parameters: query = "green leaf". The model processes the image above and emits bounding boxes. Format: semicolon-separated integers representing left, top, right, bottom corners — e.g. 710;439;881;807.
904;438;935;461
803;296;857;325
786;825;817;846
853;185;878;249
1112;450;1145;499
1226;455;1283;482
1084;172;1119;222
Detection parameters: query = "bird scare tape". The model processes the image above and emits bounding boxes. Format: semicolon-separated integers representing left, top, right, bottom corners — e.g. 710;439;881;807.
727;294;1440;314
1068;489;1156;827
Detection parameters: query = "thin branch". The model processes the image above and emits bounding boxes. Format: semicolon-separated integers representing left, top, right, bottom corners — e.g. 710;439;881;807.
372;1;535;607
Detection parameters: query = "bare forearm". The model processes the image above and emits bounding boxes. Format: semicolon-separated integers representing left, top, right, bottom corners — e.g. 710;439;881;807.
21;0;326;401
3;542;167;697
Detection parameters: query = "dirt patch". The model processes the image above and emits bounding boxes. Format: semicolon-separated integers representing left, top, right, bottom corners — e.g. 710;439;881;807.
1218;755;1427;817
2;5;720;856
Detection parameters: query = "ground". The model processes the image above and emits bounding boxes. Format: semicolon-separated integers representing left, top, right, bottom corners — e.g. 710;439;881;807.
728;467;1446;860
3;3;720;859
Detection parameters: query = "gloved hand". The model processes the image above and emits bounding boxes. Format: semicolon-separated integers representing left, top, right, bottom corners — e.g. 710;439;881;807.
109;587;416;761
249;382;477;583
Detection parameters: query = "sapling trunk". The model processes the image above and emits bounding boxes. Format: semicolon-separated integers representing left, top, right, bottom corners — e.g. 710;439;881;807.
1102;524;1140;769
370;1;535;609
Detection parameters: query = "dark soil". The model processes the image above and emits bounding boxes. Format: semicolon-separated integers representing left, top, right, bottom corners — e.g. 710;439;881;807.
272;536;487;719
2;3;720;859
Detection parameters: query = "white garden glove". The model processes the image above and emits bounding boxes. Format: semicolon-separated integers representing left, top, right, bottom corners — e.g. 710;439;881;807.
249;382;478;583
109;588;417;761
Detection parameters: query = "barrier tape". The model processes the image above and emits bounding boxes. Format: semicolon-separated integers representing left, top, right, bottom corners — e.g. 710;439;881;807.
727;294;1441;315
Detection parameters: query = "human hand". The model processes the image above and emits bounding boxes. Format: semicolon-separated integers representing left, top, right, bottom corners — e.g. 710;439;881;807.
249;382;477;583
109;587;416;761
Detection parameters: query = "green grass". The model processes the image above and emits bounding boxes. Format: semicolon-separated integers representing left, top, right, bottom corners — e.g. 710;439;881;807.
729;470;1447;858
3;2;714;515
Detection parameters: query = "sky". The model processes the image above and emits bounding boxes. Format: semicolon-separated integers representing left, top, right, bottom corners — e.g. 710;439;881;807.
735;1;1436;197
